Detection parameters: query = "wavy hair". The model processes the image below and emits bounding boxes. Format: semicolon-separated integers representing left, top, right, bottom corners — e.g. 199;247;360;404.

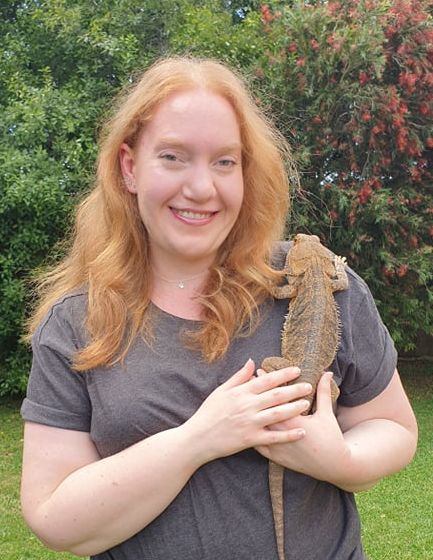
28;56;298;369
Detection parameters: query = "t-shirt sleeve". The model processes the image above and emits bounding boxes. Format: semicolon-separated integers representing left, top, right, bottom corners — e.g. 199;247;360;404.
21;298;91;431
333;269;398;407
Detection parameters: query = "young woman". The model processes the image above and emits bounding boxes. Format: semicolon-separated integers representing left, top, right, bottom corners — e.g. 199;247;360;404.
21;57;417;560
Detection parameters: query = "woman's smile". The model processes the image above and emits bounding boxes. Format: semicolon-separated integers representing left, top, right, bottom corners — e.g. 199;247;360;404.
120;88;244;272
170;207;217;224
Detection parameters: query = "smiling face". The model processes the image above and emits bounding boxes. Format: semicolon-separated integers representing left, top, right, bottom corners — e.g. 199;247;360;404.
119;89;244;275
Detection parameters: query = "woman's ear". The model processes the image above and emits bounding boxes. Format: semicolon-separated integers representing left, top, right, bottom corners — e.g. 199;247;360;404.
119;143;137;193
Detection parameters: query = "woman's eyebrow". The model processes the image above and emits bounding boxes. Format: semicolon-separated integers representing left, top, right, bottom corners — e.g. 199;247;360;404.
155;137;242;153
155;137;186;150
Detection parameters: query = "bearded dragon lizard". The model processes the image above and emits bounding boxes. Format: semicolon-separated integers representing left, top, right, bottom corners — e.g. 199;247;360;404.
261;233;348;560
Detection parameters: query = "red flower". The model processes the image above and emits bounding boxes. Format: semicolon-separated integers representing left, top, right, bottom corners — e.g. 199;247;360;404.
397;264;409;278
396;128;408;151
387;87;400;112
407;139;421;157
287;42;298;53
361;111;372;122
358;185;373;204
392;114;405;127
399;72;418;93
327;2;341;15
424;73;433;86
326;34;343;51
426;137;433;148
385;25;398;39
408;236;418;248
311;115;322;124
410;167;422;182
372;122;385;134
260;4;273;23
296;57;306;67
310;39;320;50
419;102;431;116
359;71;369;86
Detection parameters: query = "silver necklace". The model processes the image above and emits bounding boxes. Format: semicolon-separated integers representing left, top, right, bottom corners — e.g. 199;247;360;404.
153;270;209;289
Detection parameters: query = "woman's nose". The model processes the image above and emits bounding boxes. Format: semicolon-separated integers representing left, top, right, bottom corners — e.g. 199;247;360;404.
182;164;216;201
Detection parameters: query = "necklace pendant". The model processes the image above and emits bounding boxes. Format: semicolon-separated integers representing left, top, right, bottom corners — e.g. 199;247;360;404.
178;280;185;289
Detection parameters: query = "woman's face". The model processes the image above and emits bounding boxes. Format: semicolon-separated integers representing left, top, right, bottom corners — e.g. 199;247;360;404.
120;89;244;272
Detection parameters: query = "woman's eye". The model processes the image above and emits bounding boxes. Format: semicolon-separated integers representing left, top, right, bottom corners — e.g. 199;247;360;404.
218;159;236;167
161;153;178;162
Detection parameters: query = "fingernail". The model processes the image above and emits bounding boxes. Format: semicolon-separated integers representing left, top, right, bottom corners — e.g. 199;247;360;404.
297;429;306;437
303;383;312;393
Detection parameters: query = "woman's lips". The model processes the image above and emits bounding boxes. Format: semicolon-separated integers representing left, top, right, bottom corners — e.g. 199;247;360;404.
170;207;217;225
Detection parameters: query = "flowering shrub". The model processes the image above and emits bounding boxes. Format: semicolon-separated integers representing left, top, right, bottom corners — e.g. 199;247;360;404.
253;0;433;349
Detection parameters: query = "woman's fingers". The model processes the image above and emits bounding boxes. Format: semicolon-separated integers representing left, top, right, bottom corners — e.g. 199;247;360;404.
256;399;310;426
251;366;301;393
257;382;312;409
223;358;256;388
256;426;306;449
314;371;334;414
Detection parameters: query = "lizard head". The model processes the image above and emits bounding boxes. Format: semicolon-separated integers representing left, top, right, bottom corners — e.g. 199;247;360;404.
289;233;336;275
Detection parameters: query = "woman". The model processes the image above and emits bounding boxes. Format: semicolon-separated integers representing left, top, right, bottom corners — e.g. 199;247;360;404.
21;57;417;559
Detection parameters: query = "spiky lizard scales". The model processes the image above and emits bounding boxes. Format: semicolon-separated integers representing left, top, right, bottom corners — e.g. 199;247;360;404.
261;233;348;560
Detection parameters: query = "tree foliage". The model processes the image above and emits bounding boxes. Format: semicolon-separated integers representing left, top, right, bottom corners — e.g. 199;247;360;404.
0;0;177;395
0;0;432;396
251;0;433;350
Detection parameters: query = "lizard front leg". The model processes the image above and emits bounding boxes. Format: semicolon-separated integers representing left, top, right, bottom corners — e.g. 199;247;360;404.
331;256;349;291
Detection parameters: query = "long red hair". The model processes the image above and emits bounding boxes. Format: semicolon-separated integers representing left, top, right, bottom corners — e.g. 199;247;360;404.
27;56;297;369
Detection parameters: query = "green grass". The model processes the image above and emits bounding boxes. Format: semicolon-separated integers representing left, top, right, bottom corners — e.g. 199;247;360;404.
357;360;433;559
0;402;78;560
0;360;432;559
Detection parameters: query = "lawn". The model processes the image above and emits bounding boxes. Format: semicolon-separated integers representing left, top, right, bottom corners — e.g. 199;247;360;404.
357;359;433;559
0;360;432;559
0;402;78;560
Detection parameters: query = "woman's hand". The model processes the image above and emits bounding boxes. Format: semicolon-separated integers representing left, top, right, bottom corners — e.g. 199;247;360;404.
183;359;313;465
255;372;353;485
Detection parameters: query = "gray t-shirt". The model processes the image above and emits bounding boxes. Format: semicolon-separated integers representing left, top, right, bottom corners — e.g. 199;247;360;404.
21;243;397;560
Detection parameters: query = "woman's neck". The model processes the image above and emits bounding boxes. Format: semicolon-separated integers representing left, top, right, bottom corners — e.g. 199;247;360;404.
150;280;206;320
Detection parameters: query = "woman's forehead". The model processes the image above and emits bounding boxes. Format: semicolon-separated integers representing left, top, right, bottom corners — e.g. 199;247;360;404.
139;89;242;147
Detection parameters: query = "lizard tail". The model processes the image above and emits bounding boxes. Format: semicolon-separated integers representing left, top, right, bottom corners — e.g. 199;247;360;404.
269;460;285;560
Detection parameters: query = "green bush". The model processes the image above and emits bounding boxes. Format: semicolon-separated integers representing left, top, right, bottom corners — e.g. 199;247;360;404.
0;0;176;396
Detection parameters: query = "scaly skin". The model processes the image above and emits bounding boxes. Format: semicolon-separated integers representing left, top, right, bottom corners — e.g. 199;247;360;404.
261;234;348;560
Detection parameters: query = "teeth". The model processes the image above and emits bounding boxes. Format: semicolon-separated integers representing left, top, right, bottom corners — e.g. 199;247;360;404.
175;209;213;219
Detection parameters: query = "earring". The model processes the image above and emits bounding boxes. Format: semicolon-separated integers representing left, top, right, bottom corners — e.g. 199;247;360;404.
124;176;135;190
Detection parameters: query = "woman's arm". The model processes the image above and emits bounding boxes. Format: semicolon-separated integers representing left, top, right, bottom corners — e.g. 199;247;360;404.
255;369;418;492
21;362;311;556
335;369;418;491
21;421;201;555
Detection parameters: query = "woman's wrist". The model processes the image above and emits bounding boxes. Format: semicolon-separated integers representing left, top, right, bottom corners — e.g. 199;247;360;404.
175;421;213;470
